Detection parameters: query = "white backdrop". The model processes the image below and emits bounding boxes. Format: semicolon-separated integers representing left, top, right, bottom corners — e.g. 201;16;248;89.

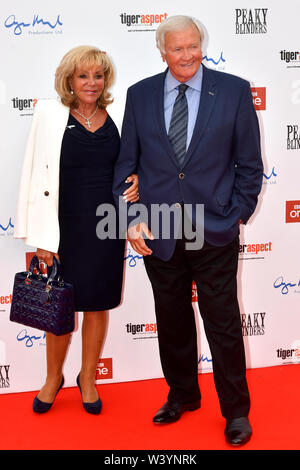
1;0;300;394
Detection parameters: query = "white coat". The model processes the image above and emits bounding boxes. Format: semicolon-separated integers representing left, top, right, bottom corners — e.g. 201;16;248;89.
14;99;70;253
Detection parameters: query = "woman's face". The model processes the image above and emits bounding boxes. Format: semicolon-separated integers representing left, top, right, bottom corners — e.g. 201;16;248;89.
69;64;104;107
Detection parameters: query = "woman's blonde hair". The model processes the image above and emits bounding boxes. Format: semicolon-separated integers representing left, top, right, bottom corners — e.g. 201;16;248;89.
55;45;114;109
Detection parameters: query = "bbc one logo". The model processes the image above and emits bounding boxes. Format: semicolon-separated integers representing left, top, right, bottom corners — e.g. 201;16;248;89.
96;358;113;380
251;87;266;111
120;12;167;29
192;281;198;302
235;8;268;34
286;201;300;223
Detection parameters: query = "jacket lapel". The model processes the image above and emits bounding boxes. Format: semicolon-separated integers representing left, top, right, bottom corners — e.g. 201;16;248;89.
47;100;70;197
182;65;217;168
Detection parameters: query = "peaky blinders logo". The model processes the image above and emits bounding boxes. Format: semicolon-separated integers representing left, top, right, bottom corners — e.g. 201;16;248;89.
0;365;10;388
286;125;300;150
241;312;266;336
235;8;268;34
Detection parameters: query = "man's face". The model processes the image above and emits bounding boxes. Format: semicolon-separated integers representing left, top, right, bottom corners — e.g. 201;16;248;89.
162;24;202;83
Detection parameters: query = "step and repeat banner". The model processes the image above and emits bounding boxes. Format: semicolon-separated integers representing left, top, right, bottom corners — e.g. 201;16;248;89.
0;0;300;394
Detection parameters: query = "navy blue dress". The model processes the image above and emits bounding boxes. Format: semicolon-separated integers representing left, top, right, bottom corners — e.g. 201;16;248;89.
58;113;125;311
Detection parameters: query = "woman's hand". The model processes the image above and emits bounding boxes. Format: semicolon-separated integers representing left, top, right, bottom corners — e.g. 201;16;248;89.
36;248;60;268
123;174;139;202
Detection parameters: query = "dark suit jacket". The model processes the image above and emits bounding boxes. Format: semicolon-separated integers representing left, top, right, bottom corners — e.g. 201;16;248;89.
113;64;263;261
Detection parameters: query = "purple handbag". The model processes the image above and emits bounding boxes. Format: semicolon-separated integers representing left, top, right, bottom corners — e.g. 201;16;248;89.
10;255;75;336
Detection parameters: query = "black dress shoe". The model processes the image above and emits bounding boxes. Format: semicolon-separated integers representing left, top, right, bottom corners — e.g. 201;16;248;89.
225;417;252;446
153;400;200;424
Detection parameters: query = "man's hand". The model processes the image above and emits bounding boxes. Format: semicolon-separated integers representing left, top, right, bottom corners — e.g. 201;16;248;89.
127;222;154;256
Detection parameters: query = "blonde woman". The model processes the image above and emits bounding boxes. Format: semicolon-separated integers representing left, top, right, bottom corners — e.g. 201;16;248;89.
14;46;138;415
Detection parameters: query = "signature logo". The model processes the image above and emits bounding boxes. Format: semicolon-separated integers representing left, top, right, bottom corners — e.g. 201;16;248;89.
273;276;300;295
203;51;225;66
198;353;212;364
0;217;14;231
263;167;277;180
4;14;62;36
16;329;46;348
124;248;143;267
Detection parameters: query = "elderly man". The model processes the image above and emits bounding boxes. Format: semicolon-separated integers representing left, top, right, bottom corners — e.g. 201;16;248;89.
113;15;263;446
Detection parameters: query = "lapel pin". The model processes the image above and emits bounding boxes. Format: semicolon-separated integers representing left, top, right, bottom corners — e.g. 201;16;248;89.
209;91;215;96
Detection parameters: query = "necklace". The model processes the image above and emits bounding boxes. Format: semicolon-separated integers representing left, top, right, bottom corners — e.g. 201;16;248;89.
74;106;98;128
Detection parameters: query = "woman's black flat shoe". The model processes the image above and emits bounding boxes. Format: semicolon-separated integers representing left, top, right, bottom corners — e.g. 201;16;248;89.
33;376;65;413
76;373;102;415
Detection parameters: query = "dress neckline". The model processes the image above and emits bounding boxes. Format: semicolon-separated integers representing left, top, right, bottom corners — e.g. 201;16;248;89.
69;112;109;134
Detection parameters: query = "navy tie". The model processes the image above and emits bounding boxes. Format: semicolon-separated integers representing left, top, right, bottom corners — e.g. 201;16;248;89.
168;84;189;167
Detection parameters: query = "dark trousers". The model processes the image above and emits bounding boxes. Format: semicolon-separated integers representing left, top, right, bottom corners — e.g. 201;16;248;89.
144;235;250;419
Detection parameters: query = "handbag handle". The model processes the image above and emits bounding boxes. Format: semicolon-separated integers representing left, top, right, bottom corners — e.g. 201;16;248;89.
27;255;61;284
25;256;65;304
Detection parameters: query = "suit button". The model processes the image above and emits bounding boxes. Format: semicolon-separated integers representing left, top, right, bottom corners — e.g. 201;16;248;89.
44;191;49;196
179;173;185;179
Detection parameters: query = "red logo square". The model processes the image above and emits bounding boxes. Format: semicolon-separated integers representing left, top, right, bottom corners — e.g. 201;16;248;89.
251;87;266;110
286;200;300;223
96;358;113;380
192;281;198;302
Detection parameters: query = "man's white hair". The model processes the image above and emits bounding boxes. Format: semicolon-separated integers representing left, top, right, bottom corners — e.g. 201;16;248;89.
156;15;204;54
